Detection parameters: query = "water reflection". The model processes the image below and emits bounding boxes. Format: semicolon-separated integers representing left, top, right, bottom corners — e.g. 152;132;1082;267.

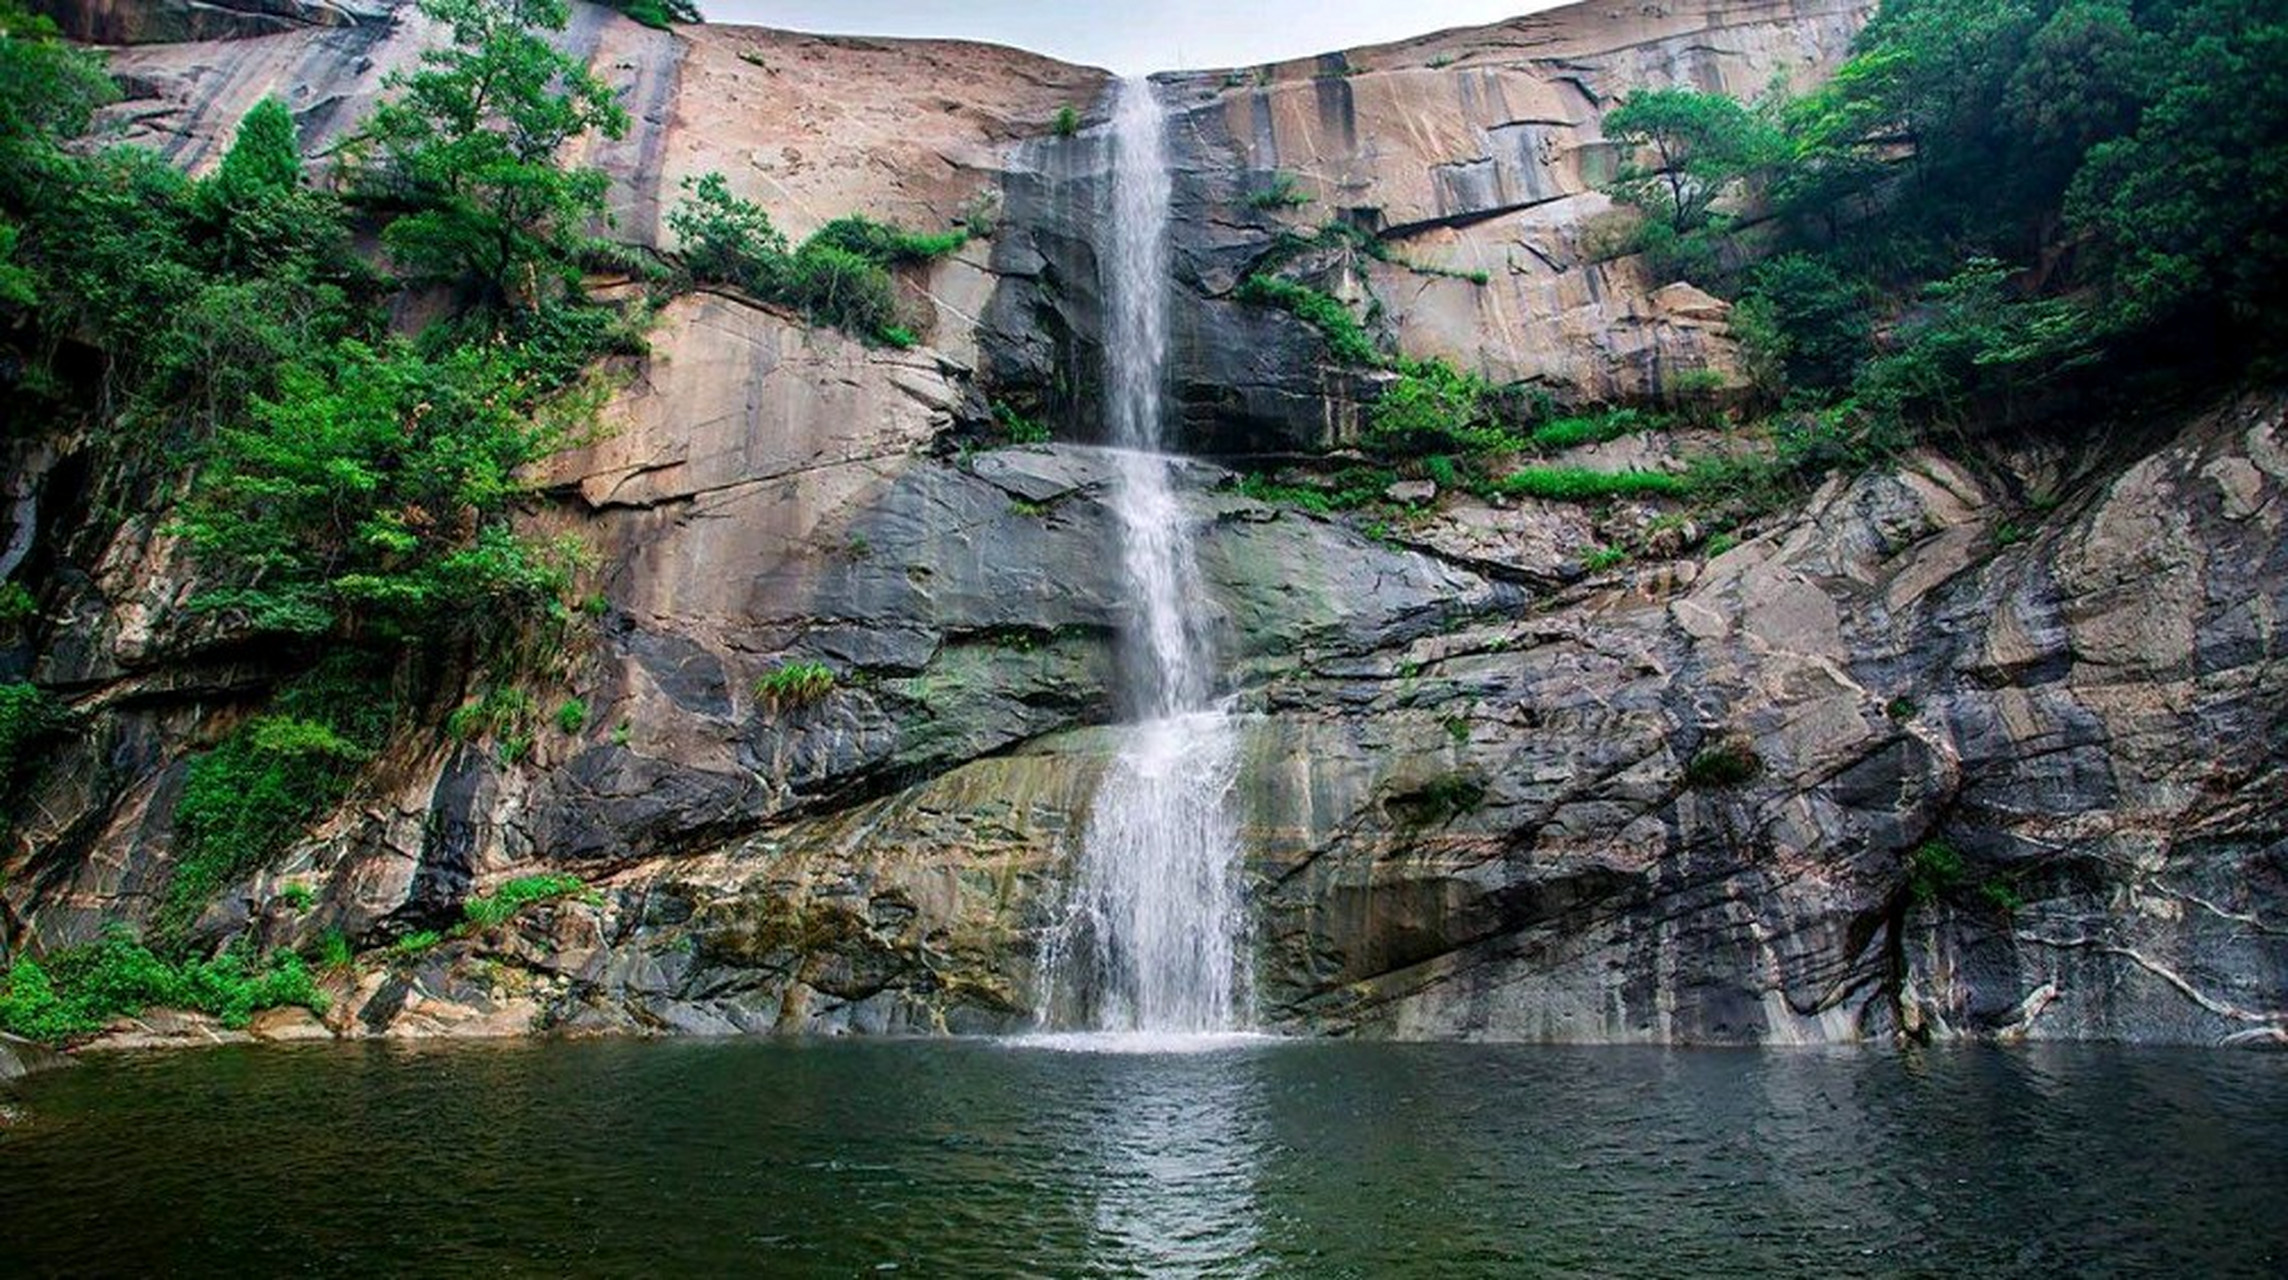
1061;1041;1270;1276
4;1040;2285;1277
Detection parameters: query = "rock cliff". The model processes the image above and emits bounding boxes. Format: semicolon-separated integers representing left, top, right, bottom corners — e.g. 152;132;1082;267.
7;0;2283;1047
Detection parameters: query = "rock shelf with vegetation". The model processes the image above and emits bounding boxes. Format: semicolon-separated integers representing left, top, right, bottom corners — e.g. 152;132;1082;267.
0;0;2281;1050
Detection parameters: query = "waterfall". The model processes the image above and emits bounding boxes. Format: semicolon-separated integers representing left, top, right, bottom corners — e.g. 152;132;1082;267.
1045;76;1249;1037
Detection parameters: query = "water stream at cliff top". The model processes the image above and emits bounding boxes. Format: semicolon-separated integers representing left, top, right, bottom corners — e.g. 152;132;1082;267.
1037;76;1250;1041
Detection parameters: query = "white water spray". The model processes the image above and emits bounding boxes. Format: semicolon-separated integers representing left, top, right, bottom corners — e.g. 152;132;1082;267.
1044;77;1250;1037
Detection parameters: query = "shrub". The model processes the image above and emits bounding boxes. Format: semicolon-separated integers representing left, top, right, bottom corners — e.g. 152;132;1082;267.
448;687;535;743
1737;254;1873;394
1491;467;1691;501
606;0;699;29
392;930;443;959
1236;274;1380;367
463;872;596;928
1235;469;1392;513
554;697;588;734
1704;531;1741;557
1683;739;1762;789
666;171;788;290
1244;171;1312;210
1979;880;2024;915
0;929;327;1044
1367;359;1511;459
1525;408;1649;453
0;680;66;807
805;215;966;265
1053;105;1080;137
757;661;835;709
276;883;316;912
1906;840;1967;906
1582;546;1630;572
312;928;355;972
162;713;372;947
0;580;38;623
779;240;900;340
991;400;1051;444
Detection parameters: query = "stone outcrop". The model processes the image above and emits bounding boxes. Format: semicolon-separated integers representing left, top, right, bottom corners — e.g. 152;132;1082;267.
6;0;2284;1048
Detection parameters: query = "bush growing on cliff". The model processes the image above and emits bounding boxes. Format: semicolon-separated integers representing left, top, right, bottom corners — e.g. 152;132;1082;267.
0;929;326;1044
463;873;598;927
0;679;65;810
603;0;700;28
1236;274;1380;367
757;661;836;710
1366;359;1511;458
666;173;959;345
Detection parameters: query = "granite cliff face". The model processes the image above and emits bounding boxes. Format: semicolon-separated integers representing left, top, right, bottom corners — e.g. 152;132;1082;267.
7;0;2284;1047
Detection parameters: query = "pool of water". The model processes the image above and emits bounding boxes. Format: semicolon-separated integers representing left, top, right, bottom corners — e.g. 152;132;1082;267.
3;1037;2283;1276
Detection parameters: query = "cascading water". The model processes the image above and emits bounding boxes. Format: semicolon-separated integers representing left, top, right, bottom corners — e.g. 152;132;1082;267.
1043;76;1249;1037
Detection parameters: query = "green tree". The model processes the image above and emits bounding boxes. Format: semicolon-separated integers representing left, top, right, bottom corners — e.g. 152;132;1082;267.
349;0;630;309
1603;87;1781;233
209;96;301;207
177;338;589;640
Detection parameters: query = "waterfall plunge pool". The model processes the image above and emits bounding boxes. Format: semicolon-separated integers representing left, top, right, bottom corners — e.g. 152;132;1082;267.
3;1037;2284;1276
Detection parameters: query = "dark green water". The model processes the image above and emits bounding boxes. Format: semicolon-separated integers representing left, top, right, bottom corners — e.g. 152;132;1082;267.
3;1037;2283;1277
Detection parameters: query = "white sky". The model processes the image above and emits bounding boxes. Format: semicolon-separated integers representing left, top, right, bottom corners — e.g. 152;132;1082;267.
694;1;1575;74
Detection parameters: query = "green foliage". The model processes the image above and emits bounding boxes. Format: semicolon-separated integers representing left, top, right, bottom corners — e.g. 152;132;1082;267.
159;660;394;947
666;171;788;288
1491;467;1691;502
448;686;535;741
210;98;302;208
554;697;588;734
1236;274;1380;366
806;215;967;265
1704;531;1742;557
1390;772;1488;827
1853;257;2093;429
1700;0;2286;421
176;337;592;640
392;930;444;958
1735;254;1874;394
1683;739;1763;789
1367;359;1511;458
0;580;35;622
0;929;327;1044
313;927;355;971
757;661;835;709
1053;105;1080;137
347;0;630;308
1603;86;1782;235
667;176;964;345
276;883;316;912
463;872;596;927
1236;469;1392;513
1525;408;1649;453
991;400;1051;444
1582;546;1630;572
1245;172;1312;210
0;679;65;807
163;719;369;945
1906;839;1967;905
1979;879;2025;914
1885;695;1918;721
604;0;700;28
